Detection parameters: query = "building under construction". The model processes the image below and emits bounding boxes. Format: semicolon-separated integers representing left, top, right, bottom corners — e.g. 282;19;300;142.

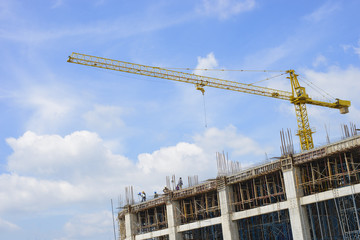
118;132;360;240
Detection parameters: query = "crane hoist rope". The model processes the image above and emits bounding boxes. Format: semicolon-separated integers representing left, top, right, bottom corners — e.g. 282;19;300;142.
67;52;351;151
165;68;286;72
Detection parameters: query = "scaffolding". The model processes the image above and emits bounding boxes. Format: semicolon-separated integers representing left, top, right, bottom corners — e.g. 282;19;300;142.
135;204;168;234
182;224;223;240
297;150;360;196
306;193;360;239
231;170;286;211
237;210;293;240
177;190;220;224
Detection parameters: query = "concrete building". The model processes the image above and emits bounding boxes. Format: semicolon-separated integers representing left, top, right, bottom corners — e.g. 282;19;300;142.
118;134;360;240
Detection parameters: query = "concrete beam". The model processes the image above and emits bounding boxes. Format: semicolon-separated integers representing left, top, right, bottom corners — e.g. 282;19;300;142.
134;229;169;240
232;201;289;221
177;217;222;232
300;183;360;205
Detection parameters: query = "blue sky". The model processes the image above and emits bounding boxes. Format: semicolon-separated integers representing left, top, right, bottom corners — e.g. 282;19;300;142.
1;0;360;239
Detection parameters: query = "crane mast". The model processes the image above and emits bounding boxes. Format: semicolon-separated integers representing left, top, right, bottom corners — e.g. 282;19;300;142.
67;52;351;151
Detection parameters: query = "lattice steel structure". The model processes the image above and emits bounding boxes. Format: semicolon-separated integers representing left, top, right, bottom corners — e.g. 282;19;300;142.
68;53;351;151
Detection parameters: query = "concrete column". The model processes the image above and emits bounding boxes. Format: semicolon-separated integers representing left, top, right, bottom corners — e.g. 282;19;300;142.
119;215;126;240
166;200;182;240
218;179;239;240
124;211;136;240
283;167;311;240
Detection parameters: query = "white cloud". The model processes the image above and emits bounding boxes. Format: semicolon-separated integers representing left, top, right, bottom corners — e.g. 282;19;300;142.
341;40;360;58
0;5;189;44
6;131;132;180
83;104;127;135
199;0;256;19
94;0;106;7
82;104;131;153
342;44;351;52
312;54;327;67
51;0;63;9
137;125;268;180
13;83;131;143
2;131;135;213
194;125;267;157
242;44;290;70
300;66;360;135
352;39;360;57
303;65;360;102
14;84;79;133
0;217;20;231
0;173;91;213
1;125;268;216
242;3;343;70
63;211;113;238
0;0;18;21
354;47;360;56
304;2;340;22
194;52;218;72
137;142;206;175
193;52;225;79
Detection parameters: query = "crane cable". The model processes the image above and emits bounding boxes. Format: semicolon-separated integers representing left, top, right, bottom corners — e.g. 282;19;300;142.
248;72;287;85
168;68;287;86
298;76;335;102
166;68;286;73
202;91;208;128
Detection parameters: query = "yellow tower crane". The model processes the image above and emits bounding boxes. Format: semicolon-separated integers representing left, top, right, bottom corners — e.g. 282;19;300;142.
67;52;351;151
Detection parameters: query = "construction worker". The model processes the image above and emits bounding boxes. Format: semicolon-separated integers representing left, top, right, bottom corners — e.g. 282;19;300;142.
154;191;158;198
178;177;183;189
141;191;146;202
163;186;169;193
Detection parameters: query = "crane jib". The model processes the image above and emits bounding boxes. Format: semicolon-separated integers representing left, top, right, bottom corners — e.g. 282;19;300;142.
68;54;292;101
68;52;351;151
